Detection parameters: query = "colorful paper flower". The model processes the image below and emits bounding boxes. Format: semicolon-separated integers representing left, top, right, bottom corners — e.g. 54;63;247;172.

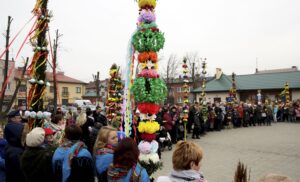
138;9;156;23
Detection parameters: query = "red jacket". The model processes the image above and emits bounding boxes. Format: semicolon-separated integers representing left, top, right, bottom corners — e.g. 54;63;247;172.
163;112;173;131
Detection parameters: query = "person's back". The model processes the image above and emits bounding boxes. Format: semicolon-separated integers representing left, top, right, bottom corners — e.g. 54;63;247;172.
4;115;25;182
21;127;54;182
52;125;94;182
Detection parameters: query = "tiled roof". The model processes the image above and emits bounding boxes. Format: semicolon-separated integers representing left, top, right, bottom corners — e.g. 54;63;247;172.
192;71;300;92
15;68;86;84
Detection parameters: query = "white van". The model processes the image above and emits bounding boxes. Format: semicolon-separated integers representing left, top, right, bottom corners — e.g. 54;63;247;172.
74;100;96;111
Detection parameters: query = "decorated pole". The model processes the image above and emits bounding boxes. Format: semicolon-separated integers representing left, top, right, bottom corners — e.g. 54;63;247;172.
106;64;123;129
284;82;290;104
182;58;189;141
229;72;237;101
27;0;51;127
201;60;208;123
131;0;167;177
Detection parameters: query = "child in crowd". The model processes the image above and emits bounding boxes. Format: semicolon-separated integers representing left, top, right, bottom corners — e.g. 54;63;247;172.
94;126;118;182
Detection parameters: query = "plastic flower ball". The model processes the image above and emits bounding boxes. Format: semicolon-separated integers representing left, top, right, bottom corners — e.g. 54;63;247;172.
150;140;159;153
36;111;43;119
138;141;152;154
30;111;37;118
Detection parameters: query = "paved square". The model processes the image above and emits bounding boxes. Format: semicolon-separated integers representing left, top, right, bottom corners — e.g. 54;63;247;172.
154;123;300;182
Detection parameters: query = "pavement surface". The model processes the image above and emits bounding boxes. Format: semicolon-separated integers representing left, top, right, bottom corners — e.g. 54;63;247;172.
153;122;300;182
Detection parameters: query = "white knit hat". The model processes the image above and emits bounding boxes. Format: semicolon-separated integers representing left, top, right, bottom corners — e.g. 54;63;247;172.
26;127;45;147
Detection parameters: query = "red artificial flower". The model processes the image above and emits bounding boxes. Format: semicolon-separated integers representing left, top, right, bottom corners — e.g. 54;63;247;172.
148;51;158;62
137;102;160;114
138;69;159;78
138;52;149;63
140;133;156;142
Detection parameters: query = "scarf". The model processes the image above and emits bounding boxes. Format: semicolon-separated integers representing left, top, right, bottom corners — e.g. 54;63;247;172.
60;140;86;167
96;144;115;155
107;164;141;182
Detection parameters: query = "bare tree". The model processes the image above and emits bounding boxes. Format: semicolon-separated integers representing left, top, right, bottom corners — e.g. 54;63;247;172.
162;54;179;82
161;54;179;104
184;52;202;78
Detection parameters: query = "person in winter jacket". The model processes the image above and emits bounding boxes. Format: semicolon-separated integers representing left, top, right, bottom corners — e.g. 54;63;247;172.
107;138;150;182
94;126;118;182
4;110;25;182
0;126;7;182
157;141;207;182
20;127;54;182
52;125;94;182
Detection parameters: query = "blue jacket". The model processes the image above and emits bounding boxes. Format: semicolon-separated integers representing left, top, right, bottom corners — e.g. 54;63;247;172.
108;163;150;182
0;156;5;182
52;142;92;182
95;153;113;175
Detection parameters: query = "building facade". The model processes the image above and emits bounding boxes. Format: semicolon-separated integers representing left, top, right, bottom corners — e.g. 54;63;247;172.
15;68;87;108
193;67;300;103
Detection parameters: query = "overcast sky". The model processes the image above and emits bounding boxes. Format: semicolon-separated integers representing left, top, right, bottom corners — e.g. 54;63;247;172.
1;0;300;82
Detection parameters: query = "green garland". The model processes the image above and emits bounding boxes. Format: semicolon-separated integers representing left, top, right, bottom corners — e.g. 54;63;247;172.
132;28;165;52
139;22;157;29
139;160;163;177
132;77;167;103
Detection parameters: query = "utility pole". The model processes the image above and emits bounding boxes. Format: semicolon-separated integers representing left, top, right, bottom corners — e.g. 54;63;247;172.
52;29;62;114
93;72;100;106
0;16;13;118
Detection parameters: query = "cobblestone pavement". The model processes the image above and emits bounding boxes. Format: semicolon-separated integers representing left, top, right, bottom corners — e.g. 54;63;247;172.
153;122;300;182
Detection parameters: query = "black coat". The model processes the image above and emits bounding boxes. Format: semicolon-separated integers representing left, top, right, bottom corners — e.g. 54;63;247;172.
4;122;25;182
21;147;54;182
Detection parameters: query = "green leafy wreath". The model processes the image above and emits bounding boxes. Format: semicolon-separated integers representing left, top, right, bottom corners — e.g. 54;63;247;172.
132;77;167;103
132;28;165;52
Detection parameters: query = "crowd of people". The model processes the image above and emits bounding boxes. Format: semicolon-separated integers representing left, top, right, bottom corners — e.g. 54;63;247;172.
0;99;298;182
156;100;300;143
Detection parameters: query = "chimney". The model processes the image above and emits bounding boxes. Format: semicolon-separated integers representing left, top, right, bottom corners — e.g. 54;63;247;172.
215;68;222;80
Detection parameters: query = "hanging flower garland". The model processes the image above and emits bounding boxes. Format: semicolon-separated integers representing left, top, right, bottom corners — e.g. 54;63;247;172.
132;0;165;177
106;64;123;129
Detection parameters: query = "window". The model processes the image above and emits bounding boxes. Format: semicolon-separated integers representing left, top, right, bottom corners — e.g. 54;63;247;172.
76;87;81;93
177;97;182;103
19;85;26;92
50;86;54;93
5;83;11;90
176;87;181;93
62;87;68;97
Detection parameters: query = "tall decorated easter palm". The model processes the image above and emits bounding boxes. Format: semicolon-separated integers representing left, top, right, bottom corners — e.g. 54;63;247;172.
131;0;167;177
27;0;51;127
106;64;123;129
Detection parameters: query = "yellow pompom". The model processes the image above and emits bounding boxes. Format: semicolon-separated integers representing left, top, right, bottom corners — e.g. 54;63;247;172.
138;0;156;9
138;121;160;134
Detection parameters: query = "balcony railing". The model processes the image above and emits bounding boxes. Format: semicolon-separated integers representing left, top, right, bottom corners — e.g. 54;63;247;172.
62;91;69;97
